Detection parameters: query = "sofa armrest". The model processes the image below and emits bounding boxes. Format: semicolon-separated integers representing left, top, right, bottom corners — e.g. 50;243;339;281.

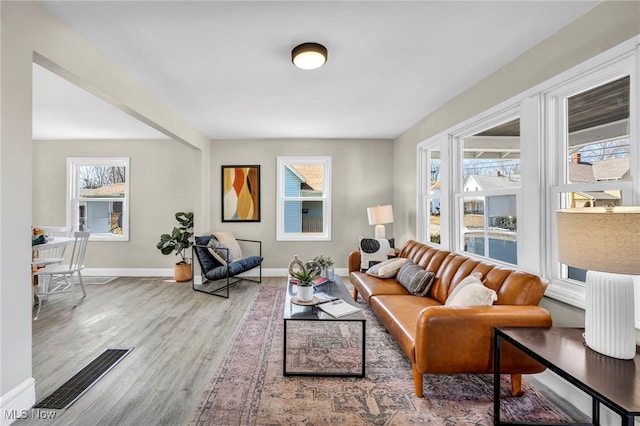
414;305;552;374
348;250;361;274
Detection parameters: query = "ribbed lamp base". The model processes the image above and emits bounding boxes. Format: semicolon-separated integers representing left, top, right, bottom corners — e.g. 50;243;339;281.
584;270;636;360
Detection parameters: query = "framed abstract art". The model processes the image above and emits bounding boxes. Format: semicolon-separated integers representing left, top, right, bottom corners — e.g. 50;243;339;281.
221;165;260;222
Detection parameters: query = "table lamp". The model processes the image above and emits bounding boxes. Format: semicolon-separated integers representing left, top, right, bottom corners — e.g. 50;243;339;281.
556;206;640;359
367;205;394;239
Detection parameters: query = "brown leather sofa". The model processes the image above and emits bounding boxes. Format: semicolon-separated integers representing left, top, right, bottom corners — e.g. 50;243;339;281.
349;239;552;398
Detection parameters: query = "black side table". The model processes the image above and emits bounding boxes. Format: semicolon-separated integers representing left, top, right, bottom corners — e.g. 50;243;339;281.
494;327;640;426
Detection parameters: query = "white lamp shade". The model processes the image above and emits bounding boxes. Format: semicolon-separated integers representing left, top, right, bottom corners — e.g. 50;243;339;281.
556;206;640;360
556;206;640;275
367;205;394;226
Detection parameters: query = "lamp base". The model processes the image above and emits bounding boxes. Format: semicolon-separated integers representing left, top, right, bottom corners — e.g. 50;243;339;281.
374;225;386;239
584;270;636;360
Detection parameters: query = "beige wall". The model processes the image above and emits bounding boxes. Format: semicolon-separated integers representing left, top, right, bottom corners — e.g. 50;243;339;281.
210;139;394;269
33;139;197;269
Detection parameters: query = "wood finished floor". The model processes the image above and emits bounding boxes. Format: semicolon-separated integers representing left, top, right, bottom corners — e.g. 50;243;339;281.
19;276;280;426
17;276;580;426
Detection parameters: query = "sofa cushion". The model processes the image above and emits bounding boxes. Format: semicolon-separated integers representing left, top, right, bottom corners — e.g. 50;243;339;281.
396;261;435;296
447;283;497;306
359;236;395;270
204;255;263;281
366;257;408;278
194;236;223;273
445;272;483;306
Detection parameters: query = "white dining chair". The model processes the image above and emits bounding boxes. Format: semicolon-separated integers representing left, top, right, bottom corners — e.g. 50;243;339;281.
34;231;90;312
31;226;73;268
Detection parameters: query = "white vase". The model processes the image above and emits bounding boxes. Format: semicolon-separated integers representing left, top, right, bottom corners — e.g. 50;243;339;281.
297;285;314;302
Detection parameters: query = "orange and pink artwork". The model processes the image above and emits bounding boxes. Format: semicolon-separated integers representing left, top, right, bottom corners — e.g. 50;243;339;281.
222;165;260;222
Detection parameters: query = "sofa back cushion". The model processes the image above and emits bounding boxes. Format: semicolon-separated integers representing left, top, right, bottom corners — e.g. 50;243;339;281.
397;240;548;306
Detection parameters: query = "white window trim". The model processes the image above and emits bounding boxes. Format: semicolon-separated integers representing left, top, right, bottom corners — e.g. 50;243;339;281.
276;156;331;241
417;137;449;247
67;157;130;241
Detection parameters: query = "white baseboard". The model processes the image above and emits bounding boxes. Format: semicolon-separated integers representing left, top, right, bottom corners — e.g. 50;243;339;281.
0;378;35;426
83;268;349;279
528;370;636;425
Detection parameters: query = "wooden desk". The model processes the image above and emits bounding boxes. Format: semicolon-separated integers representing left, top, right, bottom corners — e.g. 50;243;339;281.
494;327;640;426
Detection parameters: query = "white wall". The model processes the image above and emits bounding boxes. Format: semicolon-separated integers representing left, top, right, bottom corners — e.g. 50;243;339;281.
210;139;394;269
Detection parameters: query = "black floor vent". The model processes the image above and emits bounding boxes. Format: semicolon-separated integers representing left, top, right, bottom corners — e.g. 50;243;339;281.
35;347;133;410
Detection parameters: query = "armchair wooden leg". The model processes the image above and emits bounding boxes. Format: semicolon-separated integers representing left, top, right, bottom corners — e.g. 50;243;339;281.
413;363;423;398
352;288;359;301
510;374;523;397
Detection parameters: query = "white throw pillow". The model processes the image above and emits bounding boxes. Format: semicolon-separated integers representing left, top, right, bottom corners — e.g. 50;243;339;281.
445;272;483;306
359;236;395;270
446;283;497;306
366;257;408;278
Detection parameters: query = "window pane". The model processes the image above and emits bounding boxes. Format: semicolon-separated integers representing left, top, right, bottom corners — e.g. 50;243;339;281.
285;164;324;198
429;198;441;244
428;147;442;244
277;156;331;241
566;76;630;184
78;165;126;198
79;201;123;234
463;197;485;256
463;195;517;264
463;118;520;185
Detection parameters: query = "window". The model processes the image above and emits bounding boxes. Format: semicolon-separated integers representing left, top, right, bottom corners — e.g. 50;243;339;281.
417;38;640;312
548;71;634;286
276;156;331;241
455;113;521;266
67;157;130;241
418;142;446;246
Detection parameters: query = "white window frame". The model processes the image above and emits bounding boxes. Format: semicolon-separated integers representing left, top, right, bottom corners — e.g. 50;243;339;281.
417;136;449;247
451;105;522;266
544;51;639;309
276;156;331;241
67;157;130;241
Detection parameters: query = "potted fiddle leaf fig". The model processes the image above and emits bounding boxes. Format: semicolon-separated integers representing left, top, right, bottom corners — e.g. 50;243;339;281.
157;211;194;282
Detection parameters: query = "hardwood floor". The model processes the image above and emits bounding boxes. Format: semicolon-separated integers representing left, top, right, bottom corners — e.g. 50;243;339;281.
17;276;581;426
19;276;280;426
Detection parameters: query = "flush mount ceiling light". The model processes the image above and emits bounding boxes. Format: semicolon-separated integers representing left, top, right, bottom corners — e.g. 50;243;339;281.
291;42;328;70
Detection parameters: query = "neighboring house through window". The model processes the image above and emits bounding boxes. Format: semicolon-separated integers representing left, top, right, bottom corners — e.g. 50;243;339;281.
277;156;331;241
67;157;130;241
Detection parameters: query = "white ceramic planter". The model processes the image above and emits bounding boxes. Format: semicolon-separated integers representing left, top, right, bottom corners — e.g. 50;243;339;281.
297;285;314;302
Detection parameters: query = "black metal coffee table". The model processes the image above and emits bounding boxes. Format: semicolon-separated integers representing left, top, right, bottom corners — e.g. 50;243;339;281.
283;275;366;377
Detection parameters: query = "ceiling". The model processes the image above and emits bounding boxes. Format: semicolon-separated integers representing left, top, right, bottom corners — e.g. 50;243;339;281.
33;1;602;141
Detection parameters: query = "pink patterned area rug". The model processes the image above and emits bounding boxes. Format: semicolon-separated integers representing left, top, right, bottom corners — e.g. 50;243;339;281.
189;285;572;425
